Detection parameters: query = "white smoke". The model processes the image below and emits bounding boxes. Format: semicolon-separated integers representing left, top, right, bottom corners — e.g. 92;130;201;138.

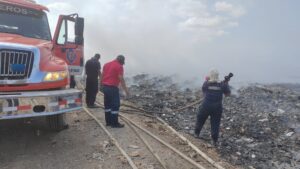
44;0;300;84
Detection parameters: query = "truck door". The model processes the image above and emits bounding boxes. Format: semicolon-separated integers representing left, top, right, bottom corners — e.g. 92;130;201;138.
52;14;84;76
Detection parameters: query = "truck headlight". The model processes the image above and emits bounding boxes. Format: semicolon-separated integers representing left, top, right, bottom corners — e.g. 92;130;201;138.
44;71;68;82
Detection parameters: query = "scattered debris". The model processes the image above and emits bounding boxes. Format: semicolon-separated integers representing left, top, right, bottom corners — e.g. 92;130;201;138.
286;132;294;137
103;140;113;148
189;151;198;159
102;140;114;153
129;150;141;157
129;145;140;149
117;155;128;164
92;152;104;161
127;74;300;169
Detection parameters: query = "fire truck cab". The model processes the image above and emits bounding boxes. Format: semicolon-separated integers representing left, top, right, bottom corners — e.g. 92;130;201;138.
0;0;84;130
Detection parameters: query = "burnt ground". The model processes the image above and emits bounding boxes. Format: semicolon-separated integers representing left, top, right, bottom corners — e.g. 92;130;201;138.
126;74;300;169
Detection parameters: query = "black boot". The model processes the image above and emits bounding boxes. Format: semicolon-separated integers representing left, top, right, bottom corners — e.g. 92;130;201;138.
212;140;220;148
194;129;200;138
105;111;112;126
111;114;124;128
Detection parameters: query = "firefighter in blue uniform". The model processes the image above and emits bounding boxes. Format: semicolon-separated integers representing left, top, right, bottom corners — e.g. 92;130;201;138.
194;69;232;146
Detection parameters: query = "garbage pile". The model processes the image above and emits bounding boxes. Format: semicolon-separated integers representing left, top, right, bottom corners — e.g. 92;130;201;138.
127;74;202;113
127;74;300;169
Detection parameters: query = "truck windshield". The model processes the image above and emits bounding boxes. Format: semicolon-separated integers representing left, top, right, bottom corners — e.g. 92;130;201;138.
0;11;51;41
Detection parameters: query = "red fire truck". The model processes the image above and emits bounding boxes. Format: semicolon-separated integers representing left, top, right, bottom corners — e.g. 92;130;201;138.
0;0;84;130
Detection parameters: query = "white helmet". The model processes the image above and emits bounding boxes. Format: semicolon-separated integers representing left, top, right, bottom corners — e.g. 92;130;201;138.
208;69;219;82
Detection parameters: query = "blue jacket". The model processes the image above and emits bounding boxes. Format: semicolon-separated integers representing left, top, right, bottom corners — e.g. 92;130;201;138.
202;81;230;104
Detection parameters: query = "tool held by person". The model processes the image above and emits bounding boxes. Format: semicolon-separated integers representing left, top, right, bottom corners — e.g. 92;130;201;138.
206;72;233;83
224;73;233;83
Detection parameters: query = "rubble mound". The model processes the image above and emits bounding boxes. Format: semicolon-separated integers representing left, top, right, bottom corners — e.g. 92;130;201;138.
127;74;300;169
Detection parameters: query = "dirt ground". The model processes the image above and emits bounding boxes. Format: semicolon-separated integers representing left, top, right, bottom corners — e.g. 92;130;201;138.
0;111;131;169
0;104;238;169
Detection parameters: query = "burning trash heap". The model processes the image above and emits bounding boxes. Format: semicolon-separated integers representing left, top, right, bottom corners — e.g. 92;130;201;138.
127;74;300;169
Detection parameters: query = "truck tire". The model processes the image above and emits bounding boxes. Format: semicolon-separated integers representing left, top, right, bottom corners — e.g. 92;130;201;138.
47;114;68;131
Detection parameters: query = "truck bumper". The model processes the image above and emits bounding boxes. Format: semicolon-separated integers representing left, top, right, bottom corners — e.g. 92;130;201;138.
0;89;82;120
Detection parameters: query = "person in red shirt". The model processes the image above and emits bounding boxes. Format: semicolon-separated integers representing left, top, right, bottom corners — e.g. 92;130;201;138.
101;55;129;128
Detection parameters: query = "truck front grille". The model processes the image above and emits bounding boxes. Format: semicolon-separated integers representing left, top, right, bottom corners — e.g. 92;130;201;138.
0;49;34;80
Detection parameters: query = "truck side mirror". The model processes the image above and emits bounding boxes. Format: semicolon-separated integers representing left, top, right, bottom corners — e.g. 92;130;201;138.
75;17;84;45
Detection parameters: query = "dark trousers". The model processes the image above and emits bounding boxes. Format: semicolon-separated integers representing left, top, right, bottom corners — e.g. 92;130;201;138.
195;102;222;142
85;77;98;106
103;85;120;125
70;75;76;88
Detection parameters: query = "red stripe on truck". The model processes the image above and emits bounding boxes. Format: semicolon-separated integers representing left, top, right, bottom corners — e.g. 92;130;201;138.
17;105;31;111
75;98;82;103
59;100;67;105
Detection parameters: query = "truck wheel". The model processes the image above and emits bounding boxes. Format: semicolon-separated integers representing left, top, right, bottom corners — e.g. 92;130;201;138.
47;114;68;131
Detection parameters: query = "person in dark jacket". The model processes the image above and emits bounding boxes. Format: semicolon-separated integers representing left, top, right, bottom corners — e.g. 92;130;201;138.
85;53;101;108
100;55;129;128
70;75;76;88
194;69;231;146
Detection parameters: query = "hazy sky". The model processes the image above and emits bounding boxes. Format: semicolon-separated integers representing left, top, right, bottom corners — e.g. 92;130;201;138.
39;0;299;84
